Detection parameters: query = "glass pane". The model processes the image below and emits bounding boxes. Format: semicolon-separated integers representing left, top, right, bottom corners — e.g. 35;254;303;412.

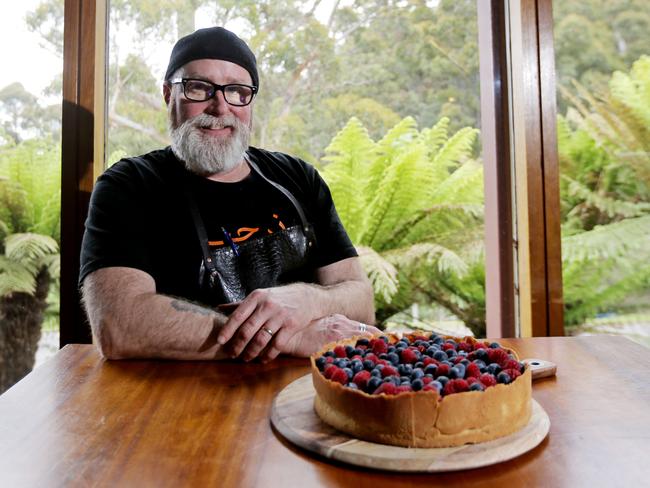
106;1;486;337
554;0;650;347
0;0;62;393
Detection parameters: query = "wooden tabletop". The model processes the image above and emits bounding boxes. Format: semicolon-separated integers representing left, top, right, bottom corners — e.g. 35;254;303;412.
0;336;648;487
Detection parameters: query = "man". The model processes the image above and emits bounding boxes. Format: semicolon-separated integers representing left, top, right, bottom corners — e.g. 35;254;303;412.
80;27;378;362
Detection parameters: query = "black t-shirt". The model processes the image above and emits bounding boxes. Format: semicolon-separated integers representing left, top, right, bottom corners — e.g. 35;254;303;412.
79;146;357;303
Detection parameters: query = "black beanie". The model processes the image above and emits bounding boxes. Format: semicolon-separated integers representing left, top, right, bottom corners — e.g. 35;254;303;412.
164;27;259;88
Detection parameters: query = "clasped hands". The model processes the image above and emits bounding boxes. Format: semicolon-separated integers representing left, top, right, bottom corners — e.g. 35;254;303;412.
214;285;380;363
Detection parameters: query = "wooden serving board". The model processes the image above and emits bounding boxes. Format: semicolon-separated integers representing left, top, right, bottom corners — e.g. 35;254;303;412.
271;375;550;472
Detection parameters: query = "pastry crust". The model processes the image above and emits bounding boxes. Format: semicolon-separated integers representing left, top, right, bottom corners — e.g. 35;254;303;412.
311;334;532;448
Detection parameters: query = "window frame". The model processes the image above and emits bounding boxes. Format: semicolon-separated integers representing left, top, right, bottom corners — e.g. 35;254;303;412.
59;0;564;344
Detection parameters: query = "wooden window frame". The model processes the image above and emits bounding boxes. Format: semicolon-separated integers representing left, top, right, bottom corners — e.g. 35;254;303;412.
59;0;564;344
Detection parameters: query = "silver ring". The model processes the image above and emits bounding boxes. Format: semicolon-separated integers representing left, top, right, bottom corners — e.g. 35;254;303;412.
358;322;368;332
262;327;274;337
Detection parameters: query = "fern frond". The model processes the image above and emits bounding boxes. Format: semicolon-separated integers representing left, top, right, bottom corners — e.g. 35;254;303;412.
5;233;59;263
357;245;399;305
562;215;650;263
0;256;36;296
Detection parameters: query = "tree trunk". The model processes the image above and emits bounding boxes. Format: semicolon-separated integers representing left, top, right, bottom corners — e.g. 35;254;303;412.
0;269;50;394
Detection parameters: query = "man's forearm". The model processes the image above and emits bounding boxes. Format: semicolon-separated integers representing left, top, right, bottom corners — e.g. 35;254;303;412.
299;278;375;325
83;267;228;360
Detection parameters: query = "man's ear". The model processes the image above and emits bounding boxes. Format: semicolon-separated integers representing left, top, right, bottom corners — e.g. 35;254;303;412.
162;82;171;105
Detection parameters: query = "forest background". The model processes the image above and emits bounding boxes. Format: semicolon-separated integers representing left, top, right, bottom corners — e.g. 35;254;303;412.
0;0;648;391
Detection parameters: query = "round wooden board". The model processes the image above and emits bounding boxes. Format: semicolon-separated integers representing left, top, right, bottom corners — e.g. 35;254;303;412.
271;374;550;472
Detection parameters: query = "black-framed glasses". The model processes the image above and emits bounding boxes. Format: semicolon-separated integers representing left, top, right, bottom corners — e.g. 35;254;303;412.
170;78;258;106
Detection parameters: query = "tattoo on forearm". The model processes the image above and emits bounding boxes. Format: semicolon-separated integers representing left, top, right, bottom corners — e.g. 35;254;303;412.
170;299;215;316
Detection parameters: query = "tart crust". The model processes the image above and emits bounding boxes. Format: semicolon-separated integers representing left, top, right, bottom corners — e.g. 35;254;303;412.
310;334;532;448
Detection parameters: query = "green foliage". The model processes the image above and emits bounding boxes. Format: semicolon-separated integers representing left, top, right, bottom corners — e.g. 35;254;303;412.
322;116;486;334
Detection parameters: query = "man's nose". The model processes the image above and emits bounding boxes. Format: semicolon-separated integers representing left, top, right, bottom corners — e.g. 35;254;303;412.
204;90;230;115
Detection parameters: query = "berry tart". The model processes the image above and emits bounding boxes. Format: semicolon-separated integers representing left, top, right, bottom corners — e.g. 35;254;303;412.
311;333;532;448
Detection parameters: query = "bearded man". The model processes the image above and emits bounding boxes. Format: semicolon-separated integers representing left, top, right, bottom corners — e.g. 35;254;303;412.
80;27;378;361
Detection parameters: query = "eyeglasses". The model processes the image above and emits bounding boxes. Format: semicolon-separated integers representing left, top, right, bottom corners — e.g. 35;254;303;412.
170;78;258;106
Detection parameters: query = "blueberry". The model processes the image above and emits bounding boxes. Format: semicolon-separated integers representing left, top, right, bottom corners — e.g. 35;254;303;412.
387;352;400;365
379;353;388;360
352;348;364;357
425;346;438;357
400;376;411;383
366;377;382;393
350;359;364;374
489;342;500;349
497;372;512;384
387;345;396;354
355;338;370;347
430;380;443;392
380;335;389;343
487;363;501;375
411;368;425;379
363;359;374;370
449;365;465;379
342;368;354;380
460;359;471;366
445;339;457;346
475;348;488;360
345;345;355;357
446;349;457;359
432;336;444;345
458;351;468;357
469;383;484;391
375;363;385;371
412;379;424;391
323;350;335;358
437;376;450;386
315;357;327;371
334;358;349;368
473;359;487;369
370;369;382;378
383;376;399;385
440;360;453;368
347;382;359;389
424;364;438;375
414;361;424;369
397;340;409;348
433;350;447;361
400;379;412;386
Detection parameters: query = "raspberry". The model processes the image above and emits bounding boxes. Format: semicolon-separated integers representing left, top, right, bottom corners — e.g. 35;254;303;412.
422;357;436;366
443;379;469;395
503;368;521;380
396;385;413;393
371;339;388;355
487;348;509;366
466;377;479;386
436;364;450;377
422;376;434;385
400;348;418;364
323;364;338;379
504;359;521;371
474;342;487;349
479;373;497;388
364;353;379;364
374;382;398;395
458;341;473;353
325;356;335;364
466;362;481;378
442;343;456;351
453;356;465;364
330;367;348;384
333;345;347;358
352;370;371;389
381;365;399;378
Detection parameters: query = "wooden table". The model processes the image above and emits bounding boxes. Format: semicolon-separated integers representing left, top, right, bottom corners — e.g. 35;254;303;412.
0;336;648;487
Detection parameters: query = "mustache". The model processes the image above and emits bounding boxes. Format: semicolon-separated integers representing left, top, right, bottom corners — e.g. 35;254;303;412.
186;113;241;131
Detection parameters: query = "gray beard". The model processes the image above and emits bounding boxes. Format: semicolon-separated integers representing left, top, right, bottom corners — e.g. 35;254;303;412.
169;113;250;176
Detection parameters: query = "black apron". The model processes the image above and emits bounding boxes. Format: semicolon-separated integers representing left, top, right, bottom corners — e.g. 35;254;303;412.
185;156;317;305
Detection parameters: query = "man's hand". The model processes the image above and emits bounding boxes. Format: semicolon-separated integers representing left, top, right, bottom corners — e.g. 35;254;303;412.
271;314;381;360
217;284;317;361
